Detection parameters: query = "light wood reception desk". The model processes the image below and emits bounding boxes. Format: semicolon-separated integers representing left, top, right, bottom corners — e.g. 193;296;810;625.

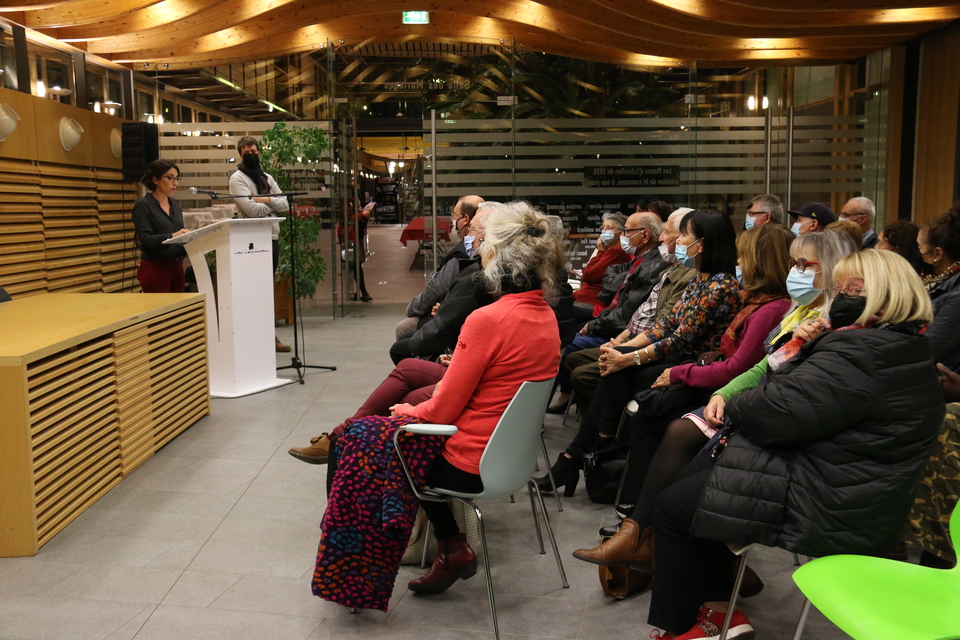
0;293;210;557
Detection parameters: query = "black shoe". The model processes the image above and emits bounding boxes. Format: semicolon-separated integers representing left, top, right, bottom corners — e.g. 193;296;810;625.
599;521;622;537
545;403;569;415
535;453;581;497
360;293;373;303
614;503;635;520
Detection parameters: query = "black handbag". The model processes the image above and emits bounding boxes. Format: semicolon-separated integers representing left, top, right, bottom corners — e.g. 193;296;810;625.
582;443;628;504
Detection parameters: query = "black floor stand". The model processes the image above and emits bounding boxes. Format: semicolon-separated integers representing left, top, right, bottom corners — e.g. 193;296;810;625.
272;192;336;384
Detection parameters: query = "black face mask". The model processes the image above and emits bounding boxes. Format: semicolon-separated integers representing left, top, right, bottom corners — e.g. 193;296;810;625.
829;292;868;328
241;153;260;169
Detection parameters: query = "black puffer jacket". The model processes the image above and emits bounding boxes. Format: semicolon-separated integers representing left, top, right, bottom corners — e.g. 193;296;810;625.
692;327;944;556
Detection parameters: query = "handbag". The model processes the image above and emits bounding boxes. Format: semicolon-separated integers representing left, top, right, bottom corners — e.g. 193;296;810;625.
401;501;482;565
582;443;629;504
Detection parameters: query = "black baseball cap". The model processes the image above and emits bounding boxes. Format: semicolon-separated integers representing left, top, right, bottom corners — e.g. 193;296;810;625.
788;202;835;227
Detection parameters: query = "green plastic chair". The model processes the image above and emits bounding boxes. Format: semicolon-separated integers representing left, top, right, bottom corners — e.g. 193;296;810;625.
792;506;960;640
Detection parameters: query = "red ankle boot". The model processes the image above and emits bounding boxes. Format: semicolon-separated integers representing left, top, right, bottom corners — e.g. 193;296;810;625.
408;533;478;594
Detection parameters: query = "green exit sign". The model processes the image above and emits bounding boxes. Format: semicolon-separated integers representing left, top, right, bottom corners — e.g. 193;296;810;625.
403;11;429;24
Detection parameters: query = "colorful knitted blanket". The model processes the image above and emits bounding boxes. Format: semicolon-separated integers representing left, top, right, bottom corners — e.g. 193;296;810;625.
312;415;445;611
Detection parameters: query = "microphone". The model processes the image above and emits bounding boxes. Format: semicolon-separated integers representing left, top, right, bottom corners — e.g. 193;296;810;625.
188;186;220;197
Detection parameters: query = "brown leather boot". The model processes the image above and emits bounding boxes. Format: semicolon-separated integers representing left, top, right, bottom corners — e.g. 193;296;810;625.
408;533;478;594
572;518;654;571
288;434;330;464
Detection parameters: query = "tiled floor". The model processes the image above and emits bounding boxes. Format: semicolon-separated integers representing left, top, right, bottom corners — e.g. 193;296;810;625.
0;225;852;639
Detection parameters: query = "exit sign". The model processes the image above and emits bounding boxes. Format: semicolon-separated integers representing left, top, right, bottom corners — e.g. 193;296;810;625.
403;11;429;24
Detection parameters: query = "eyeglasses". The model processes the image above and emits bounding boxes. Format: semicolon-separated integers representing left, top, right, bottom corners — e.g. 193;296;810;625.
788;258;819;273
466;226;484;235
833;285;865;297
839;212;865;220
745;209;767;216
622;227;648;237
161;175;181;182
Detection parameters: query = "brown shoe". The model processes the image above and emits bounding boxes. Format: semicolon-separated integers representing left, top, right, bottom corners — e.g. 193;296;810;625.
408;533;478;594
738;563;764;598
288;434;330;464
572;518;654;571
275;338;291;353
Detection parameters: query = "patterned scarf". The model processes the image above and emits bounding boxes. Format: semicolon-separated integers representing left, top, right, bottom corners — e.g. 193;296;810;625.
923;260;960;292
719;292;789;358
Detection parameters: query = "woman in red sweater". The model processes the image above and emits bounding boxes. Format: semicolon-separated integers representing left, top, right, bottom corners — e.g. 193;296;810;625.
390;201;567;594
572;212;632;315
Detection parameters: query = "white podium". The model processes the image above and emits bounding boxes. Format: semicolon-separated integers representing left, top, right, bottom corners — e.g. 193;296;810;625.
165;218;293;398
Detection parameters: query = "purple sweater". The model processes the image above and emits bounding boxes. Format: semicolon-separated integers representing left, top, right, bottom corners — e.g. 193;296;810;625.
669;298;791;389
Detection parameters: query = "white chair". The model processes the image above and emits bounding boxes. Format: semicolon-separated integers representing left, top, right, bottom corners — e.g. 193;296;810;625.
394;378;570;640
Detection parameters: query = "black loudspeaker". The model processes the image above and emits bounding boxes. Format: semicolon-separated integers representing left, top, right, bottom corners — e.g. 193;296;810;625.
121;122;160;182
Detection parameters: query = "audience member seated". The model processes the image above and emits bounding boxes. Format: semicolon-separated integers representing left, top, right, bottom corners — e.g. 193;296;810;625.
825;218;863;248
547;212;668;412
918;207;960;371
571;230;854;560
877;220;926;275
538;209;741;495
563;208;697;411
312;202;566;607
644;249;944;639
396;195;484;340
840;195;879;249
788;201;834;236
571;212;631;321
743;193;784;229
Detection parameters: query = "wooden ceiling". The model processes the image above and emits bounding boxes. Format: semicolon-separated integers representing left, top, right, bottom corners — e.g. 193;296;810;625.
3;0;960;70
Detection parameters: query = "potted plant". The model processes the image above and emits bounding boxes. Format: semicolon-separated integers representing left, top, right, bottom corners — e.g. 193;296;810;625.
260;122;331;302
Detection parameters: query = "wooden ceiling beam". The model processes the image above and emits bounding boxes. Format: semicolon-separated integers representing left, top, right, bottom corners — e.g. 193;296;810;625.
6;0;163;27
38;0;226;36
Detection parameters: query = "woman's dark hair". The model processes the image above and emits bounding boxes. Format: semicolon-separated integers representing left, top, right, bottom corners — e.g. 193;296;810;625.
880;221;925;274
141;159;179;191
680;209;738;275
923;209;960;264
647;200;671;222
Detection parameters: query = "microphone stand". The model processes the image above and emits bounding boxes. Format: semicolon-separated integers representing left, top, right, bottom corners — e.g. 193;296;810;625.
192;188;336;383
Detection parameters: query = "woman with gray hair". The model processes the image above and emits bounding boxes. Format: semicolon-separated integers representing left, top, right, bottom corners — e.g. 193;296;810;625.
573;212;632;313
388;201;567;593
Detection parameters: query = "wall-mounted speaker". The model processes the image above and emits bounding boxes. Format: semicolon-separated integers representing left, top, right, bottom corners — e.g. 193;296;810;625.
121;122;159;182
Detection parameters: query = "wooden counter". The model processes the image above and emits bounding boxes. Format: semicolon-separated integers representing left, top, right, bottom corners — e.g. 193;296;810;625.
0;293;209;557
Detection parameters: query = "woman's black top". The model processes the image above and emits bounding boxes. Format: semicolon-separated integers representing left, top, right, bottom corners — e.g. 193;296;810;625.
132;193;187;261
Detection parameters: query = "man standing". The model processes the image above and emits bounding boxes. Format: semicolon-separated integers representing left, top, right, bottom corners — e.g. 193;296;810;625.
395;195;484;340
744;194;784;229
840;196;879;249
229;135;291;352
788;202;835;236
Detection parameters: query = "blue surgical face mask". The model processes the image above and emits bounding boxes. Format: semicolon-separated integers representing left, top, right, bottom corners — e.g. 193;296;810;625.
786;266;822;306
620;234;636;256
674;239;699;269
599;230;616;245
744;215;756;231
735;265;744;285
791;221;802;237
463;235;476;252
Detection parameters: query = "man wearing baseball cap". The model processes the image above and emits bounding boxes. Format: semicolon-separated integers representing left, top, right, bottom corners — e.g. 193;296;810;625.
788;202;835;236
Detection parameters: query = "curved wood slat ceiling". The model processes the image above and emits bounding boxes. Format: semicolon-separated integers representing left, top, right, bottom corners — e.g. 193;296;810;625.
3;0;959;68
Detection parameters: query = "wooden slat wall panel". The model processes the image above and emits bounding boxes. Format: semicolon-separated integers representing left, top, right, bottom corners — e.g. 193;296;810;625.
0;160;46;296
114;324;154;475
97;168;140;293
25;335;122;545
40;164;101;293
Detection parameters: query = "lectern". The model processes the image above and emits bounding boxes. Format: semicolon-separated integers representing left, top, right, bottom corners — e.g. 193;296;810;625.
165;218;293;397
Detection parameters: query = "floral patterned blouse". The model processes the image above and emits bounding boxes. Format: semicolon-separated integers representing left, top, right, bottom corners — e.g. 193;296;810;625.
642;271;742;358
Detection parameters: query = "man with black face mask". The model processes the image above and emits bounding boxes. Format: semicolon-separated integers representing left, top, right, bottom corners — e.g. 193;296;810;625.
229;135;292;352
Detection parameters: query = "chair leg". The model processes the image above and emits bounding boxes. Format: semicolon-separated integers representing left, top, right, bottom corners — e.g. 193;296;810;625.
530;480;570;589
613;453;630;507
561;393;574;426
540;433;563;512
464;499;500;640
527;482;546;554
420;520;432;569
792;598;812;640
720;549;750;640
793;552;801;566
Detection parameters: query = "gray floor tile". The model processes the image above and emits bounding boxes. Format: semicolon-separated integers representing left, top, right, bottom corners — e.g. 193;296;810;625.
0;596;150;640
130;605;322;640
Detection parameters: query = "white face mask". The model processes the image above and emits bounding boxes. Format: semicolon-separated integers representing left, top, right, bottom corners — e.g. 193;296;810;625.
599;230;616;245
620;234;637;255
658;244;674;262
463;235;476;252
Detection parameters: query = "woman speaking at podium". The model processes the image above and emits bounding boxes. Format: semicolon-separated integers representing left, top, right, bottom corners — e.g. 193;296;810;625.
132;159;189;293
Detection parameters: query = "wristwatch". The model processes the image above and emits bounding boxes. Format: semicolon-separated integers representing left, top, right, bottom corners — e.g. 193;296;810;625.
633;350;643;365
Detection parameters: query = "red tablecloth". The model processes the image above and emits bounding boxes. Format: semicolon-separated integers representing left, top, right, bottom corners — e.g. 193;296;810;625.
399;217;452;247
